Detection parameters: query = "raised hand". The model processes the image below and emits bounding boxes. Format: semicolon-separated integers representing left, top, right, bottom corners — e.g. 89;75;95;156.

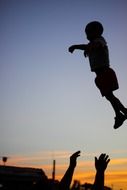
70;151;81;168
59;151;81;190
95;153;110;172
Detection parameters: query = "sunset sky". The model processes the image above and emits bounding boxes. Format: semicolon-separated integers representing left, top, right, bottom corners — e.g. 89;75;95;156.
0;0;127;189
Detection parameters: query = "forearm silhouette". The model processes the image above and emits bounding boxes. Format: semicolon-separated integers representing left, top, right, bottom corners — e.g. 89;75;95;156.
93;153;110;190
59;151;80;190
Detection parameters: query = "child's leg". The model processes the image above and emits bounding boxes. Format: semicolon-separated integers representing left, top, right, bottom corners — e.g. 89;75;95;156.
105;92;127;116
105;92;126;129
105;92;120;116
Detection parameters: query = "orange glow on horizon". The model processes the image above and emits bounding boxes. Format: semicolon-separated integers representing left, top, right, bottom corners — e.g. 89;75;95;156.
0;151;127;190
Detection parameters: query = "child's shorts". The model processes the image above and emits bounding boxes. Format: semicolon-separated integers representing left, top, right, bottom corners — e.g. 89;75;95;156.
95;67;119;96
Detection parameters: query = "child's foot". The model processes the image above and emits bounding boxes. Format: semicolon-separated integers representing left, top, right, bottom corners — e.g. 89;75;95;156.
114;113;126;129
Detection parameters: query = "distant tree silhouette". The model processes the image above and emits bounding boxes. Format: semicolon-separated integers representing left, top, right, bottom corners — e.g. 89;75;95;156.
2;157;8;165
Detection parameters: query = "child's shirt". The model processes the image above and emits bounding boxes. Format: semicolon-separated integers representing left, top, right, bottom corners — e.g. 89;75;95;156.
85;36;110;72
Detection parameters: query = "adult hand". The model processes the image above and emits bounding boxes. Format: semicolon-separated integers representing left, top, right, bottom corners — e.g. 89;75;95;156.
95;153;110;172
70;151;81;168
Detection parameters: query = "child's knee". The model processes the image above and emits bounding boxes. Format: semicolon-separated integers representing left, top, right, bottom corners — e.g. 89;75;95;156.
105;95;110;101
105;92;114;101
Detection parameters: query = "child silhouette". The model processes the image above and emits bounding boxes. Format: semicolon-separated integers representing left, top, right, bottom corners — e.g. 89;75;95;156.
69;21;127;129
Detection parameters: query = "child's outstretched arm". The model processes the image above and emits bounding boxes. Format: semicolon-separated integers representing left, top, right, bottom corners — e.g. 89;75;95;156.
68;44;88;53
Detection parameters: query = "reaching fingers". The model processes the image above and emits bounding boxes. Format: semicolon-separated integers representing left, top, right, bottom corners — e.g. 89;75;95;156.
71;151;81;158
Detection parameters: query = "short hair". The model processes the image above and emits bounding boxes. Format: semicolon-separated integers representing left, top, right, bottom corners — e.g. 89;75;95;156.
85;21;104;36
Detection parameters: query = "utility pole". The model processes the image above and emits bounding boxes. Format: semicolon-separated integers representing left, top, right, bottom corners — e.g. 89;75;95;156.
52;159;56;181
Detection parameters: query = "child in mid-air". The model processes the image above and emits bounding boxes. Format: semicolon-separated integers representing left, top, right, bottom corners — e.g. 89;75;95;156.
68;21;127;129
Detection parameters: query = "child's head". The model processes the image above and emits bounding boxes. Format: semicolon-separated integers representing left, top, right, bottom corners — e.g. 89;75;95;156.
85;21;103;41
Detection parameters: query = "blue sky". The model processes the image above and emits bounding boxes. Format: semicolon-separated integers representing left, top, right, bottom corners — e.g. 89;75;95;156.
0;0;127;188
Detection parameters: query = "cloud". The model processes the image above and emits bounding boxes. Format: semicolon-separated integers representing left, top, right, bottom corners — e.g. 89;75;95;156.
111;149;127;155
110;158;127;166
2;150;127;169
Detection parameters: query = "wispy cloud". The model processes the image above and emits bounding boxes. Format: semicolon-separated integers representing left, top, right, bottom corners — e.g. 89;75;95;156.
111;149;127;155
1;150;127;168
110;158;127;166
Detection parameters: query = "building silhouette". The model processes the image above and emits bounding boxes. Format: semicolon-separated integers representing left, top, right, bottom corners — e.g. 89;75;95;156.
0;165;48;190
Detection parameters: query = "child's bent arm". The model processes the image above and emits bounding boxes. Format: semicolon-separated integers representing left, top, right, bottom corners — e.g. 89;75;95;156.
68;44;87;53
